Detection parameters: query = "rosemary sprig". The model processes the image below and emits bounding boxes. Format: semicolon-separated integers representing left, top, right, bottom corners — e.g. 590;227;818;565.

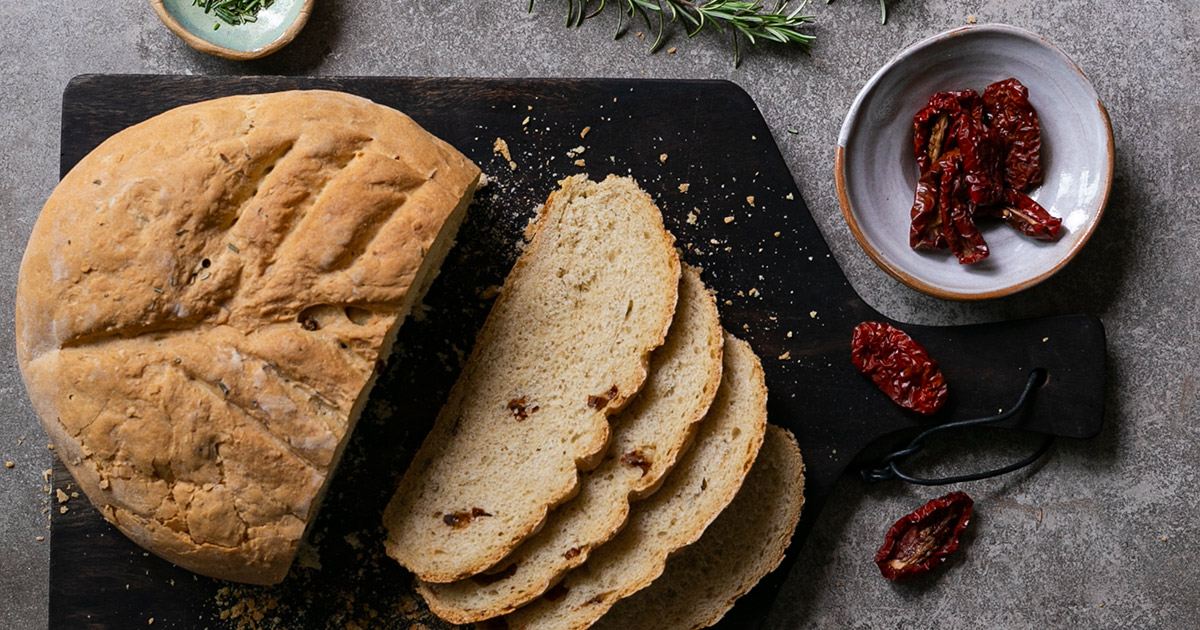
193;0;275;29
531;0;817;66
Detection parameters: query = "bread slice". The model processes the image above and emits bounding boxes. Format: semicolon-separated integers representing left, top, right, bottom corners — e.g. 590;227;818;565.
497;333;767;630
15;90;480;584
418;265;723;622
384;175;682;583
590;425;805;630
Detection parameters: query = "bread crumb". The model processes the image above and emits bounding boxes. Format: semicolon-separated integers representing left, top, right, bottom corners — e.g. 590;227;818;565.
659;153;668;163
4;461;12;468
574;159;586;167
148;618;154;625
42;469;51;482
809;311;817;318
1042;337;1049;342
580;126;591;138
35;536;45;542
967;14;977;23
778;352;791;360
724;216;735;224
678;183;690;193
787;331;793;338
567;145;586;158
59;506;69;514
46;444;54;451
56;488;69;503
492;138;516;170
786;192;794;200
746;196;755;206
668;47;677;54
748;288;759;297
492;138;510;159
686;211;698;225
522;116;530;126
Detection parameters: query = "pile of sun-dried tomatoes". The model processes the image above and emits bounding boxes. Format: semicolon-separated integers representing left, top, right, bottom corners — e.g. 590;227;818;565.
909;78;1061;264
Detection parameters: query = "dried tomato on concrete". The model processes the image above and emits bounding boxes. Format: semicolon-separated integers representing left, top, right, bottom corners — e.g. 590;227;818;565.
874;491;974;580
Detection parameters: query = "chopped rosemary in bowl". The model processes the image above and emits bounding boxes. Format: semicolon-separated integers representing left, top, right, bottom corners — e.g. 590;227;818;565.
152;0;312;59
193;0;275;29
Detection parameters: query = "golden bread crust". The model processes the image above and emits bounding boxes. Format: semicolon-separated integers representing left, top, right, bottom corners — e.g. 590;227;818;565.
16;90;480;584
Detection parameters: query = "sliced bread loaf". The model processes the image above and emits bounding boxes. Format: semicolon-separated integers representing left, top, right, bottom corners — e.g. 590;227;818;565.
590;425;806;630
497;333;768;630
418;265;723;622
384;175;681;583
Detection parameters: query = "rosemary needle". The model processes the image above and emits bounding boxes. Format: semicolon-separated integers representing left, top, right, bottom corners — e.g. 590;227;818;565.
193;0;274;27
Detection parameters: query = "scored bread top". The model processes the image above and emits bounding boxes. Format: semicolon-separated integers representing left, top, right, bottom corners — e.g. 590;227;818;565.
15;90;480;584
384;174;682;583
590;425;806;630
417;265;723;622
499;333;768;630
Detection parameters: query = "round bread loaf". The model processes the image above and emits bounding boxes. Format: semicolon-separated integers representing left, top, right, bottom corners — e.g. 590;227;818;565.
15;90;480;584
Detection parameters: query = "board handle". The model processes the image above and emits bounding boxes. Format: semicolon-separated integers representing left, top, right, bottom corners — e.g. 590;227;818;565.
714;313;1106;630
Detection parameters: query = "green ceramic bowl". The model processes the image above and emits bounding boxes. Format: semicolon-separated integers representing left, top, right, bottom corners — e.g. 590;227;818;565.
151;0;313;60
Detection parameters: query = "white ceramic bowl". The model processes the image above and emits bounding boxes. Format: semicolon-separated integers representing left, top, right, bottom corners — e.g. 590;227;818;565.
835;24;1113;300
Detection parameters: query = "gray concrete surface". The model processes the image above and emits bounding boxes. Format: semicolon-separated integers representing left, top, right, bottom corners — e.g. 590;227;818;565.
1;1;1196;628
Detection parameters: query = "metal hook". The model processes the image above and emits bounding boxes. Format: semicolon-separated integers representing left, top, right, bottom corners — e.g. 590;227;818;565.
860;369;1054;486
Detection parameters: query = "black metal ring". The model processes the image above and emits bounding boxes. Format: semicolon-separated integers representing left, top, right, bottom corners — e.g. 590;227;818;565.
860;369;1054;486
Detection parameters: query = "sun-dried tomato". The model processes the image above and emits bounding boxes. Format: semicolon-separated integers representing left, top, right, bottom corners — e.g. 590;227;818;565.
984;78;1043;190
906;79;1060;264
937;150;989;264
912;90;979;173
957;115;1005;206
874;491;974;580
850;322;948;415
909;167;945;250
987;189;1062;240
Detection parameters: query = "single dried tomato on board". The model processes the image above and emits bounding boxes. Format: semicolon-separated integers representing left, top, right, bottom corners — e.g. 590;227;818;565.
850;322;948;415
875;491;974;580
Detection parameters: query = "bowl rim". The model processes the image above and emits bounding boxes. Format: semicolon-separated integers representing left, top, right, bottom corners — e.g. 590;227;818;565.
835;23;1115;301
150;0;314;61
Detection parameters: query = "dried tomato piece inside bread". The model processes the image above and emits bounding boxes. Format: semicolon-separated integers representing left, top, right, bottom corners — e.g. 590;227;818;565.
590;425;806;630
417;265;722;622
384;175;681;583
498;333;768;630
15;90;480;585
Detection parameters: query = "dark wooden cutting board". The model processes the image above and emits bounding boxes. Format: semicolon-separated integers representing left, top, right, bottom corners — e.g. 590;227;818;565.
48;75;1105;630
